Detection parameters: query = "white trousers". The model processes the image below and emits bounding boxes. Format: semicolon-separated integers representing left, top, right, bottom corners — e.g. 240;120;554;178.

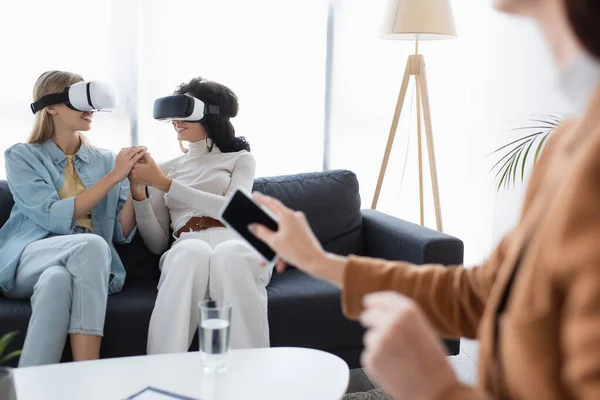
147;228;272;354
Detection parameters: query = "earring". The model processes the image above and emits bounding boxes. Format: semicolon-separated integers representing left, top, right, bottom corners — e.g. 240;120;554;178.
179;140;189;154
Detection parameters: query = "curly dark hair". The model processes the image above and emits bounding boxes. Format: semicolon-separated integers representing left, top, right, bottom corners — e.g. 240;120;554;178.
564;0;600;58
175;77;250;153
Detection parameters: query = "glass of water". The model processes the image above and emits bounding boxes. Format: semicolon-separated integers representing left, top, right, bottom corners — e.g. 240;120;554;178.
198;300;232;374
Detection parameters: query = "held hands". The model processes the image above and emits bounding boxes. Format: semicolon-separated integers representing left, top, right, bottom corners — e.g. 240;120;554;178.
112;146;147;182
128;161;147;202
360;292;459;400
129;152;172;192
129;152;160;186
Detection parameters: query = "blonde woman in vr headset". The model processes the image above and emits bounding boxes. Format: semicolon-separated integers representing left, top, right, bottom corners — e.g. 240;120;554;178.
0;71;146;366
128;77;270;354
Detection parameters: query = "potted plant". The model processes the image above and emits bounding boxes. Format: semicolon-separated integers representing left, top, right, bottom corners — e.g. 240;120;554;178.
490;114;562;190
0;331;21;400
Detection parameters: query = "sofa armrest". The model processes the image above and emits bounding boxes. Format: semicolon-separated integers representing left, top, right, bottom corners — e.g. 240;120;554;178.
361;209;464;356
361;209;464;266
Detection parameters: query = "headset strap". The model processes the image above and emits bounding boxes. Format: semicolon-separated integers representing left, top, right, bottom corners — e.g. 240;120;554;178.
204;104;220;116
30;92;69;114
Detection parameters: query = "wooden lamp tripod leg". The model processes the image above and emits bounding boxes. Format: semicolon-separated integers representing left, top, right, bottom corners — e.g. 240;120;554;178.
418;56;443;232
371;57;413;210
416;73;425;226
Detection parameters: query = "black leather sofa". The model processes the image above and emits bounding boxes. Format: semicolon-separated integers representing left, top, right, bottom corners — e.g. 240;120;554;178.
0;170;463;368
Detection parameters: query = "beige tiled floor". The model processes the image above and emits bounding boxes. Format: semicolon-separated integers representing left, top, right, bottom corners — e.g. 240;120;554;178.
346;339;479;395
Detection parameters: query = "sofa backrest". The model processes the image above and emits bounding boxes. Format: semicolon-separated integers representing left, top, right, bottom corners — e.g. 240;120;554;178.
0;169;363;274
253;170;363;257
0;180;13;229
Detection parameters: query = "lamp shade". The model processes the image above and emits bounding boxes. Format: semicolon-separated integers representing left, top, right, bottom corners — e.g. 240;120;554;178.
381;0;457;40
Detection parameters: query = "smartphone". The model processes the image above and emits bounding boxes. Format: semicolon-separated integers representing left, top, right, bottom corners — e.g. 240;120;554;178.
219;188;279;267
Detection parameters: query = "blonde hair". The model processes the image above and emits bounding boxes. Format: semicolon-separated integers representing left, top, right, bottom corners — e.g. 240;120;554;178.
27;70;91;146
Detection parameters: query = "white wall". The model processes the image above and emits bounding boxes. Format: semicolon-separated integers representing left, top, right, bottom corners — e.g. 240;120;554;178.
484;11;570;245
327;0;571;265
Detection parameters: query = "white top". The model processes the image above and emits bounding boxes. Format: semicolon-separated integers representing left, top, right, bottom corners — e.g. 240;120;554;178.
133;140;256;255
558;51;600;115
12;348;350;400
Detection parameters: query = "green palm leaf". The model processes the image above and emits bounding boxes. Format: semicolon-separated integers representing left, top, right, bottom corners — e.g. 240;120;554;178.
512;146;525;187
0;350;21;366
0;332;17;357
490;114;561;191
497;163;511;191
0;331;21;365
494;150;519;180
534;132;551;164
488;132;546;157
521;139;537;182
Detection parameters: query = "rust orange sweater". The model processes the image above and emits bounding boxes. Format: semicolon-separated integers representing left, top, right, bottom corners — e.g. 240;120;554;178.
343;91;600;399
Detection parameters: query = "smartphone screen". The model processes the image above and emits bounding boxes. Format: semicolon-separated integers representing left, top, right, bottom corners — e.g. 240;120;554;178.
221;190;278;262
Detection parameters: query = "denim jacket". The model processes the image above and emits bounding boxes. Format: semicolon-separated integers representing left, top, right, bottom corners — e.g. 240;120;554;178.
0;140;135;294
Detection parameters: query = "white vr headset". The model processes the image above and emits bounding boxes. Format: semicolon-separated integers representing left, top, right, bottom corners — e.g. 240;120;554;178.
30;81;116;114
153;95;221;122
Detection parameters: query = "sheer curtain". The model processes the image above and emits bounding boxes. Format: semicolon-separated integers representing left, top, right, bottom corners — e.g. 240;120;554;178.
0;0;327;179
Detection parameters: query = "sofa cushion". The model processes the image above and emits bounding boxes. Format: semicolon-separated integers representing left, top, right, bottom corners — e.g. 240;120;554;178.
266;268;365;351
253;170;363;257
115;234;161;280
99;278;160;359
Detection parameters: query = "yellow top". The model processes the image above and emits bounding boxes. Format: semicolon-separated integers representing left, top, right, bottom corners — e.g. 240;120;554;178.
58;156;94;232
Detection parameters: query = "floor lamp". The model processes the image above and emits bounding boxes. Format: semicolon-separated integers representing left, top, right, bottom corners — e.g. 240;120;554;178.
371;0;457;232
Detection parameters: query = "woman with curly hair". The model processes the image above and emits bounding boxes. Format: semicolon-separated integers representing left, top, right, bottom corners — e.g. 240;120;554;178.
129;78;271;354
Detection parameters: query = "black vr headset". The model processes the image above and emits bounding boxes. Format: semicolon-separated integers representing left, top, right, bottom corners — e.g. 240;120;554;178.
30;81;116;114
153;95;221;122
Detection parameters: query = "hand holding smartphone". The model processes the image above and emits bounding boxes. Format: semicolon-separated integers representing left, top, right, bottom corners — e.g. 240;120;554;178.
219;188;279;267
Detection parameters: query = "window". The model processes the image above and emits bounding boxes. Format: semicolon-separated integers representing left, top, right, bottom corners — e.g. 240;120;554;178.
0;0;327;179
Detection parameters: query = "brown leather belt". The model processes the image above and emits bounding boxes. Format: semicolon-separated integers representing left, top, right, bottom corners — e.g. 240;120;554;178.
175;216;225;238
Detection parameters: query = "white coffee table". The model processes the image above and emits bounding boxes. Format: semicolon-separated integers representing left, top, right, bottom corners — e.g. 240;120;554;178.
13;347;349;400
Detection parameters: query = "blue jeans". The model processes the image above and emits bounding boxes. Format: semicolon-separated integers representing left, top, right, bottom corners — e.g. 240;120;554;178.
3;230;111;367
